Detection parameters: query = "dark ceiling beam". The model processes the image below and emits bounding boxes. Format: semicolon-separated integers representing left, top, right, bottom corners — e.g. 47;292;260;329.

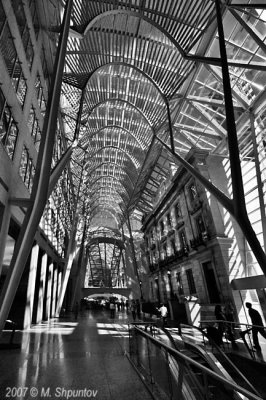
186;95;244;112
228;4;266;9
174;123;222;140
186;54;266;72
228;7;266;55
185;100;227;138
204;64;250;109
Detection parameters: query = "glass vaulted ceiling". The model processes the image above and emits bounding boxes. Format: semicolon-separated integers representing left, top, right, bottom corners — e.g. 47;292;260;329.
56;0;266;232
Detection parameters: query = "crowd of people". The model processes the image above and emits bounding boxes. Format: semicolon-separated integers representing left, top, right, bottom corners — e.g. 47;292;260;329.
213;302;266;352
73;297;266;352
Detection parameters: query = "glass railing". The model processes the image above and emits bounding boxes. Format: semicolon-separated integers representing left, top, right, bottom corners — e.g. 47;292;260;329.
128;323;263;400
199;319;266;360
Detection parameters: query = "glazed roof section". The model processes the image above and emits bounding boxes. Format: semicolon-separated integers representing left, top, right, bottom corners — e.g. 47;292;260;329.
54;1;266;228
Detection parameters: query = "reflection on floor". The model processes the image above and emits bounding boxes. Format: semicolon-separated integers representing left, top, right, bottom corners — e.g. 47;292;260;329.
1;309;266;400
0;310;152;400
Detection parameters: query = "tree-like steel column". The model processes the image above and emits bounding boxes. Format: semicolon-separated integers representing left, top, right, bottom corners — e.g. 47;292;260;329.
156;1;266;277
0;0;73;334
215;0;266;273
249;112;266;249
70;222;87;310
127;216;143;300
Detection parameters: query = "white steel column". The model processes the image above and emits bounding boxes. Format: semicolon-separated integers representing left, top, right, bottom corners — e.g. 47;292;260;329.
36;253;47;324
51;266;58;317
0;202;11;278
23;243;39;329
45;262;53;321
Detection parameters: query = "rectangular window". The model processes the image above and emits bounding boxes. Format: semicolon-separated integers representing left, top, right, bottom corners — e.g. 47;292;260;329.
0;90;18;160
171;239;176;253
179;229;187;249
167;213;172;227
176;272;184;295
11;0;34;69
186;269;196;295
0;2;7;38
195;214;206;234
13;69;27;107
175;202;181;219
0;24;17;75
19;146;35;191
163;243;167;258
160;220;164;236
189;182;198;202
29;0;40;40
28;107;41;150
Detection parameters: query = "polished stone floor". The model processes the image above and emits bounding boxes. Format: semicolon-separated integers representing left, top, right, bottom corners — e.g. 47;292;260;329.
1;309;266;400
0;309;152;400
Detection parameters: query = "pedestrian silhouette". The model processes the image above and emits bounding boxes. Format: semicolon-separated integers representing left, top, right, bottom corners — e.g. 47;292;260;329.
243;302;266;351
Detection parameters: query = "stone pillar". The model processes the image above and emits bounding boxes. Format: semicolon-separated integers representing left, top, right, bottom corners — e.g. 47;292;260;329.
44;261;53;321
0;202;10;278
23;243;39;329
51;265;58;317
57;267;62;307
36;253;47;324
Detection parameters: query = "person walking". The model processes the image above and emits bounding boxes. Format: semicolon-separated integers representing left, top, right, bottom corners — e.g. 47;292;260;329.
214;304;237;347
158;303;168;328
245;302;266;351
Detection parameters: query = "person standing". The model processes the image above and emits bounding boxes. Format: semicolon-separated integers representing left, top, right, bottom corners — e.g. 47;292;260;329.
158;304;168;328
110;302;115;319
74;301;79;321
136;299;141;320
224;301;235;327
130;300;137;321
245;302;266;351
214;304;226;338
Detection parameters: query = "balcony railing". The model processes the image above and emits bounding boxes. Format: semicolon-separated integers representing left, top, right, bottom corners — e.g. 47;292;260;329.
156;247;189;269
190;232;209;249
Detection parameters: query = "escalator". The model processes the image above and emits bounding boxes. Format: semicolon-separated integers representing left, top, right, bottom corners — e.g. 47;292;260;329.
168;324;262;399
136;322;262;399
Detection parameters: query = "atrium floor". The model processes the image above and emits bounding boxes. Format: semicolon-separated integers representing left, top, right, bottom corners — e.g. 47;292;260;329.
1;308;266;400
0;309;152;400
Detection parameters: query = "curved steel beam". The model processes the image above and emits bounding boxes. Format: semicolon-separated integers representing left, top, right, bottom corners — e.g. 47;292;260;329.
89;208;120;226
84;161;135;188
85;146;140;171
89;201;124;219
86;98;155;132
88;185;129;205
86;175;132;197
84;61;167;101
88;236;125;249
83;10;186;57
88;190;126;207
86;125;145;150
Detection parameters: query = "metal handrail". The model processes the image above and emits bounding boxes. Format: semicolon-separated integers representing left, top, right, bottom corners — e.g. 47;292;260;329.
180;323;261;397
199;319;265;349
199;319;266;331
129;324;263;400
